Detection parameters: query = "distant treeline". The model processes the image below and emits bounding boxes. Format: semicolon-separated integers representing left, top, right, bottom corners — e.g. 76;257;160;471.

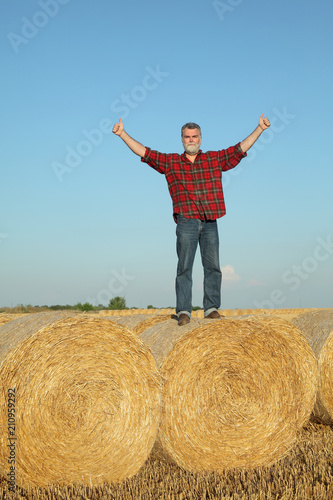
0;297;203;314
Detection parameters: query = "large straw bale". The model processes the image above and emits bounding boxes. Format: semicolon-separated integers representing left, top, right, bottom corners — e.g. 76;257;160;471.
0;312;161;488
100;313;152;330
0;313;29;327
109;314;175;335
139;315;317;471
0;311;80;347
292;309;333;424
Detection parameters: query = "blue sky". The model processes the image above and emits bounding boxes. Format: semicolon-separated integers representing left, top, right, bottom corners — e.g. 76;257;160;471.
1;0;332;310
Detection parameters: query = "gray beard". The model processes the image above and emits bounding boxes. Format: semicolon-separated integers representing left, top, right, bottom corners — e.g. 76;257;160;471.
184;143;200;155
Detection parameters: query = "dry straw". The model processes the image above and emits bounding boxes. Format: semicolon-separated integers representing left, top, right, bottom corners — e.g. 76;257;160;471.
0;312;161;488
292;309;333;424
109;313;174;335
0;313;28;326
139;315;317;471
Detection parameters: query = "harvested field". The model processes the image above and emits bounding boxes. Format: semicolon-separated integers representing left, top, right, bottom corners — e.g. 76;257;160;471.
99;307;321;322
0;422;333;499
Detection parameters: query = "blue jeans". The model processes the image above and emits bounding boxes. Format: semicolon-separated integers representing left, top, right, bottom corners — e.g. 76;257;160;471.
175;215;222;318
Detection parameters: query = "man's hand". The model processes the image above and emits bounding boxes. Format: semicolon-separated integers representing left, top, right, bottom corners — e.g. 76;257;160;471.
112;119;146;157
259;113;271;130
112;118;124;136
240;114;271;152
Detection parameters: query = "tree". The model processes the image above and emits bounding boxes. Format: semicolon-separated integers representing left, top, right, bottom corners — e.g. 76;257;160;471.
74;302;95;312
108;296;127;310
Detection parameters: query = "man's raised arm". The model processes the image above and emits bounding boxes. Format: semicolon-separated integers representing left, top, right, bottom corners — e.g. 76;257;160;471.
112;118;146;158
240;114;271;153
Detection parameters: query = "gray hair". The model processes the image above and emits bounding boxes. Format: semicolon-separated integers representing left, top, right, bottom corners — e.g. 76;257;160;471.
181;122;202;138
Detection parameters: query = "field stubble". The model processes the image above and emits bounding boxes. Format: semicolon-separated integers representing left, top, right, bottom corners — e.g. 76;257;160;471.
1;420;333;499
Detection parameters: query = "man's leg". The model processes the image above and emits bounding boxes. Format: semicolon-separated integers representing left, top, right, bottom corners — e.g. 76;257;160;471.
175;215;199;319
199;220;222;317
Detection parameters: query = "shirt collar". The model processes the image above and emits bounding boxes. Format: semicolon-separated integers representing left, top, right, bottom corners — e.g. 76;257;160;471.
182;149;202;161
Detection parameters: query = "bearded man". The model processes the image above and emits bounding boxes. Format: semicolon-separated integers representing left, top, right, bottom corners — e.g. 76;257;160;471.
112;115;271;325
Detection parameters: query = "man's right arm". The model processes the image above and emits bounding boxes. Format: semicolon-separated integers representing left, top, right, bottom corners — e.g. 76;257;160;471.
112;118;146;158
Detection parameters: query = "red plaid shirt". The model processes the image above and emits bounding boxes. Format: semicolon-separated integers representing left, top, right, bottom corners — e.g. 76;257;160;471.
141;143;247;220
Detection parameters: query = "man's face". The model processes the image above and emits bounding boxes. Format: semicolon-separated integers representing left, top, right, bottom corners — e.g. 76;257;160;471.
182;128;202;155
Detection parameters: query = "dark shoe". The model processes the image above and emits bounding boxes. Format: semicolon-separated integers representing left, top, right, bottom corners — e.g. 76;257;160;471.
205;310;224;319
178;314;190;326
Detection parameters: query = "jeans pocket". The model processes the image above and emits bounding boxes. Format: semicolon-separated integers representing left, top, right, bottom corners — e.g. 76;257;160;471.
177;214;191;224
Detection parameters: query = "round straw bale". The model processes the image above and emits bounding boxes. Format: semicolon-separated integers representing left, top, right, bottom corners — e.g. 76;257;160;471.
132;314;176;335
0;313;29;327
139;316;317;470
0;311;80;350
292;309;333;424
0;312;161;488
109;314;175;335
100;313;152;331
241;314;319;429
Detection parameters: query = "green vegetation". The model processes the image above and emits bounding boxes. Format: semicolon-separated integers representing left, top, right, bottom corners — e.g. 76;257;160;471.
108;296;128;310
73;302;96;312
0;300;179;314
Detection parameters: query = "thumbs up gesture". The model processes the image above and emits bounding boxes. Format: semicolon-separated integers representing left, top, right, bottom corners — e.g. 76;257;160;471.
259;113;271;130
112;118;124;136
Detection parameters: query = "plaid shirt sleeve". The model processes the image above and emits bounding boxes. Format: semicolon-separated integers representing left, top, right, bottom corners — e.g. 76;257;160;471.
214;143;247;171
140;147;170;174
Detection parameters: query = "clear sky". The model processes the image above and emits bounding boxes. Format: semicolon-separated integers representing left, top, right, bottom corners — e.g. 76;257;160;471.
1;0;332;310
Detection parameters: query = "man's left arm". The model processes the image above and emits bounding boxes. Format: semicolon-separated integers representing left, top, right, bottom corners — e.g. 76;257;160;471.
240;114;271;153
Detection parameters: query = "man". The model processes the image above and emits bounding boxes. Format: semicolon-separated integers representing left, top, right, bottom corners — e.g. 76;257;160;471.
112;114;271;325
